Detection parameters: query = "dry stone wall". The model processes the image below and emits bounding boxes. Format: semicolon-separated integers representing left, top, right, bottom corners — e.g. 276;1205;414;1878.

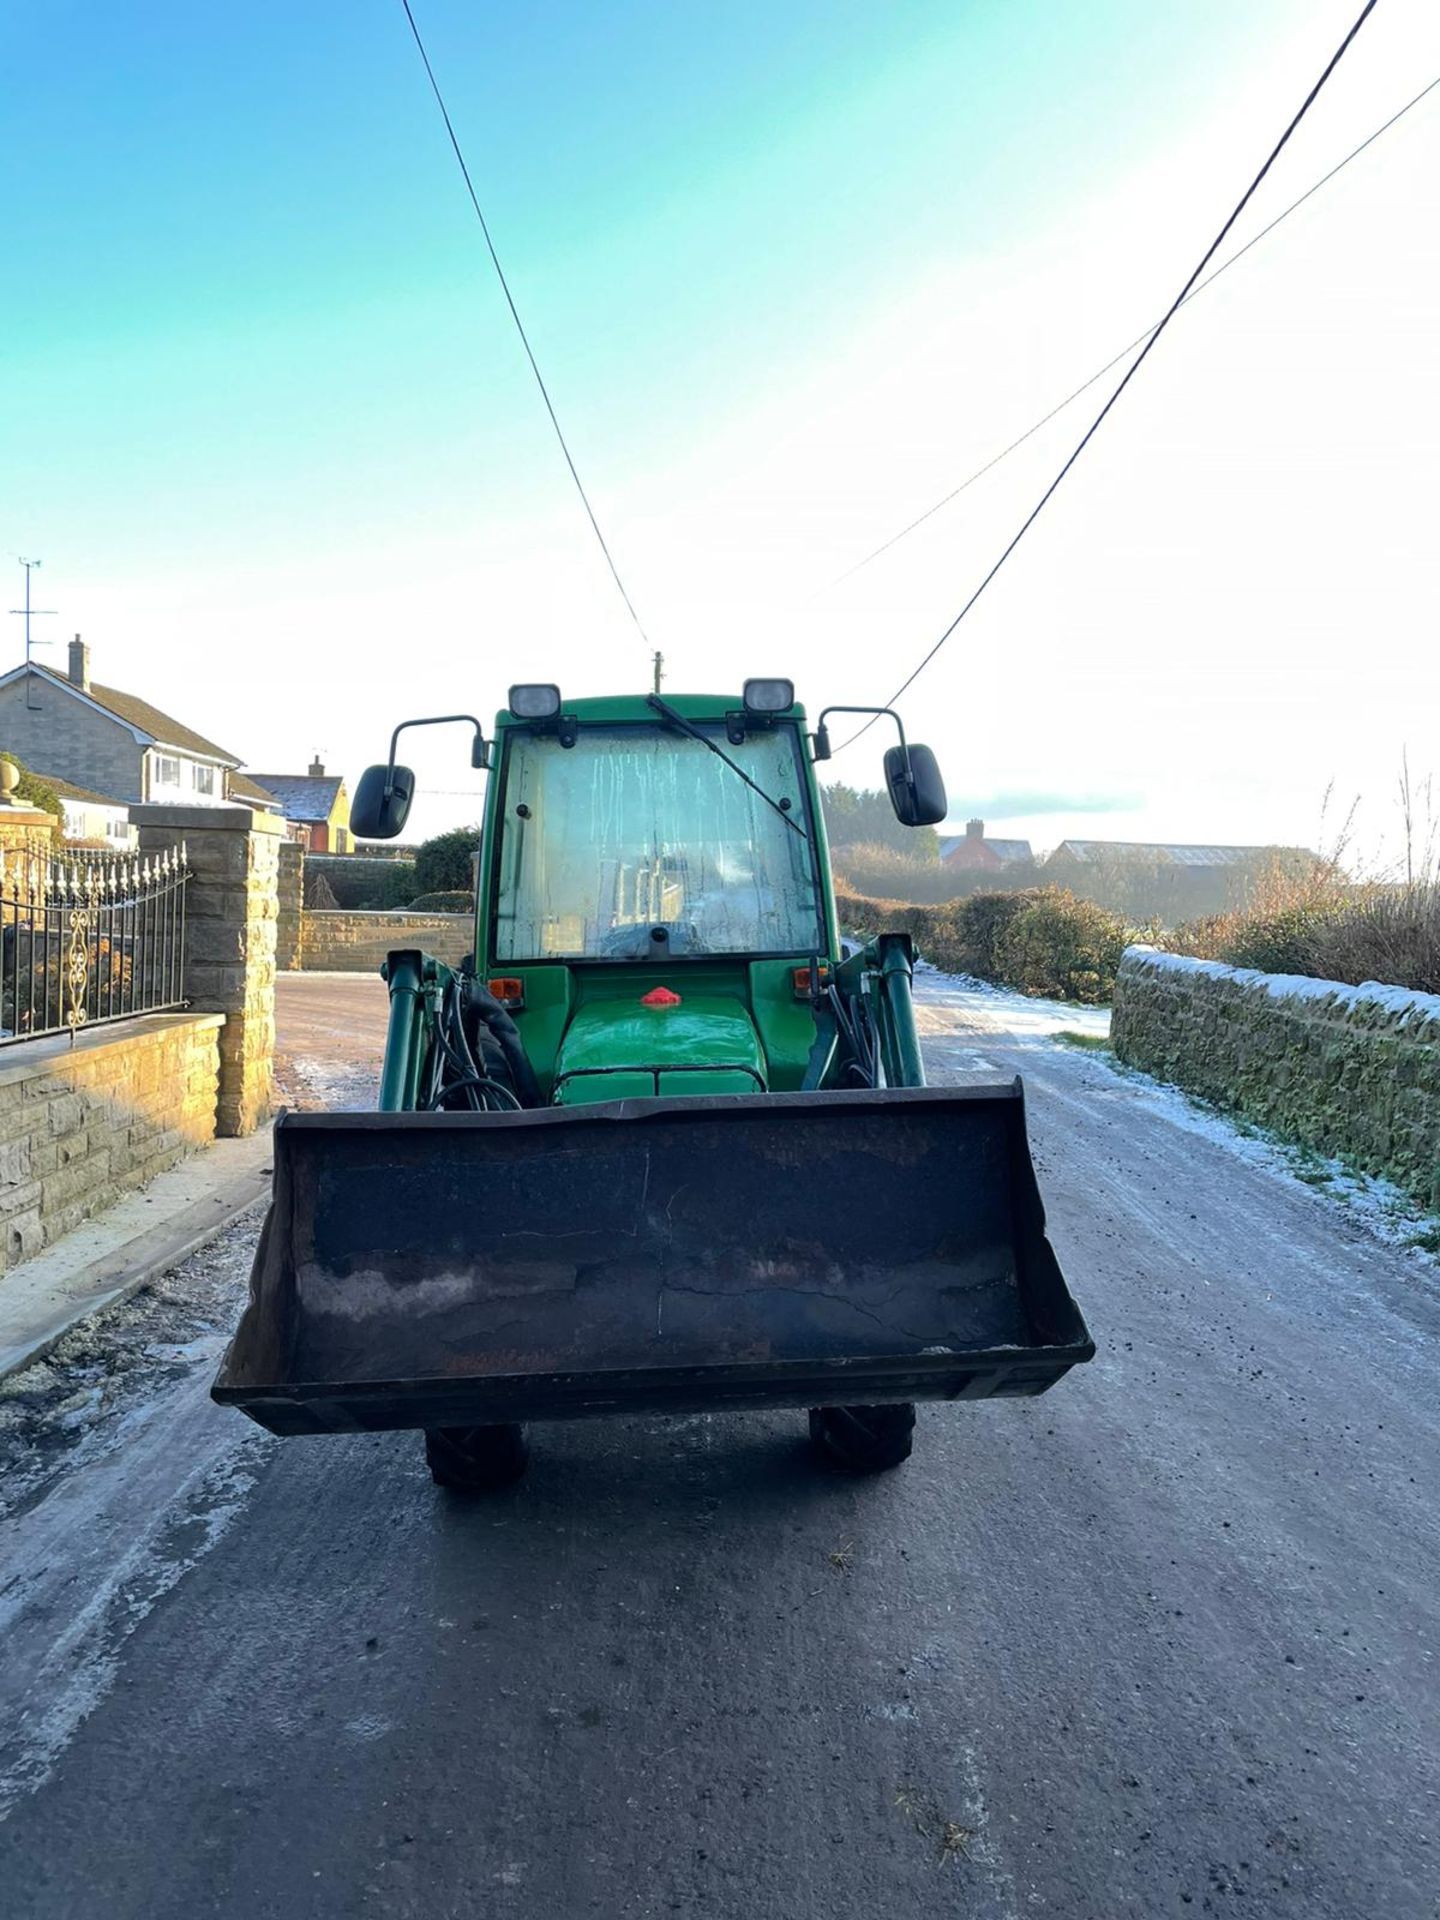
1112;946;1440;1210
301;911;474;973
0;1012;222;1272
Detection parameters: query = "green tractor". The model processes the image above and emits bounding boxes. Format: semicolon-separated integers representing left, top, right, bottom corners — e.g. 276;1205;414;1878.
215;681;1092;1485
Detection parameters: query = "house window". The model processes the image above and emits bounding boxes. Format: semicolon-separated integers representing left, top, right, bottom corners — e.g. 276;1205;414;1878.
193;764;216;796
152;754;181;790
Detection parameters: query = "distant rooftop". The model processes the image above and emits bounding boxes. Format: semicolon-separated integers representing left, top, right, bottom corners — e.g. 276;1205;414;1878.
939;819;1034;865
1050;840;1288;868
247;772;345;824
227;771;281;807
940;835;1033;863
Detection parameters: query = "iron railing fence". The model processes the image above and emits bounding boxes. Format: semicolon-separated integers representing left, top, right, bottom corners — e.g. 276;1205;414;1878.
1;844;189;1046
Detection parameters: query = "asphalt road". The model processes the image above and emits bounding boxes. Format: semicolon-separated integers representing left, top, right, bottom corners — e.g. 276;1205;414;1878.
1;972;1436;1918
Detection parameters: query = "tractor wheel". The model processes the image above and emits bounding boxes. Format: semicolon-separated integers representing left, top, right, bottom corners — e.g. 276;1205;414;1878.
424;1423;529;1491
808;1403;916;1473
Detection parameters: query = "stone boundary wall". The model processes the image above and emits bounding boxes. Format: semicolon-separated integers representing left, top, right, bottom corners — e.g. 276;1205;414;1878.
301;911;473;973
276;841;303;972
305;854;416;910
1112;946;1440;1209
0;1012;224;1272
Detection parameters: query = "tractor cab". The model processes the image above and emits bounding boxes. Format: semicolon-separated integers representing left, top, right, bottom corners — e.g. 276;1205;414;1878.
480;686;831;1105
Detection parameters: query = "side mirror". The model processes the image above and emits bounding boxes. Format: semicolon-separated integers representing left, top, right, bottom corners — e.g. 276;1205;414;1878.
883;743;947;827
350;763;416;840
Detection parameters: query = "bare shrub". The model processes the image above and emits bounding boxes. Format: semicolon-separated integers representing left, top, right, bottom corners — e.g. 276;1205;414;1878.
832;843;959;905
1309;883;1440;994
1168;791;1440;993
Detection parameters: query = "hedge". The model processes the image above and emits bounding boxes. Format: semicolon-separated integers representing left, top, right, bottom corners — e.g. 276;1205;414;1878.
836;883;1129;1004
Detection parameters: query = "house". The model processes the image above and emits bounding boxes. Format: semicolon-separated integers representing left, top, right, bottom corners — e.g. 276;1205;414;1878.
245;759;352;852
0;637;280;816
939;818;1034;871
30;772;137;848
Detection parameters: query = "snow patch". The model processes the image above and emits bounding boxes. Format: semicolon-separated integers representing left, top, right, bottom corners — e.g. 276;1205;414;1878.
1123;945;1440;1029
1088;1051;1438;1263
0;1420;271;1820
921;970;1111;1041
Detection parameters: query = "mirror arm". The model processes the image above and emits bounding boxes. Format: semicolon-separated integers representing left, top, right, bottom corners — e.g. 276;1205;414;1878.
384;714;490;794
813;706;914;785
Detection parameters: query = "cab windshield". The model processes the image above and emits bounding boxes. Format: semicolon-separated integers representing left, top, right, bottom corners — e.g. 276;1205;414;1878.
493;723;823;961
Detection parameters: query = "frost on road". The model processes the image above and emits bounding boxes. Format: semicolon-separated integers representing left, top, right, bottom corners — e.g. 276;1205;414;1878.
1;972;1437;1920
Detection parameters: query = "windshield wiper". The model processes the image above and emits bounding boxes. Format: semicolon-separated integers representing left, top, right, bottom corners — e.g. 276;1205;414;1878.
645;694;810;842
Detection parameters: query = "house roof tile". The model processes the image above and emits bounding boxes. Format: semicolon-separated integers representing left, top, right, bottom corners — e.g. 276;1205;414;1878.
939;834;1033;863
227;771;281;807
1051;839;1285;868
28;769;125;807
246;773;345;823
28;664;240;765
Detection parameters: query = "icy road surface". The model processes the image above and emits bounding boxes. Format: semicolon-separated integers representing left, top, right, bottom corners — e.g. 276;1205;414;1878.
1;970;1436;1919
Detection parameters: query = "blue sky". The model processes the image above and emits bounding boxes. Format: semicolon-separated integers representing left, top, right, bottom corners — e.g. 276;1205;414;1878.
4;2;1438;856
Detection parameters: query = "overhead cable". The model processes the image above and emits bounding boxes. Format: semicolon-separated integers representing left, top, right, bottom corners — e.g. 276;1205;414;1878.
399;0;652;649
828;74;1438;590
834;0;1382;752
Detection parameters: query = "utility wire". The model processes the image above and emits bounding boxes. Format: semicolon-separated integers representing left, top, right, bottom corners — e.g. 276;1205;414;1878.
828;73;1438;591
835;0;1382;753
398;0;652;650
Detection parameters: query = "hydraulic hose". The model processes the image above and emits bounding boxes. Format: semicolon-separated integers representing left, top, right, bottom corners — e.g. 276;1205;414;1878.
462;979;543;1109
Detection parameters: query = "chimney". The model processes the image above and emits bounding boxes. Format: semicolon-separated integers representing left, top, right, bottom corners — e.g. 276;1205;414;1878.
69;634;91;692
309;755;325;777
966;817;984;840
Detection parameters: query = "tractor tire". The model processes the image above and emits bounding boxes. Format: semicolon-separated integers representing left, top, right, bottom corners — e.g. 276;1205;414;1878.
808;1403;916;1474
424;1423;529;1491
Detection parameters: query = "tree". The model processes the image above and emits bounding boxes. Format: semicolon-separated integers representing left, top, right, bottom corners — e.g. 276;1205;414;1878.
414;825;481;895
0;748;62;819
820;783;939;860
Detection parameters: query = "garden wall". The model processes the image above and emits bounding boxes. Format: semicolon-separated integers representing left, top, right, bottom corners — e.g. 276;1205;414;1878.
0;1012;223;1272
305;854;417;911
1111;946;1440;1209
301;911;473;973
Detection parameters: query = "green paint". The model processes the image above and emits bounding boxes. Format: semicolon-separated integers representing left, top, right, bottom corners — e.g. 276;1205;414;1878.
374;688;932;1111
557;995;765;1081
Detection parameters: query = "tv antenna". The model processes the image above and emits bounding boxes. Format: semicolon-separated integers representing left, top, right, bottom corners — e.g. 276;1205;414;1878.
9;559;56;711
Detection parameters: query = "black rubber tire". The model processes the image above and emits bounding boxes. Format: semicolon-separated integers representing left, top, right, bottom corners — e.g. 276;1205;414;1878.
424;1423;529;1491
808;1403;916;1473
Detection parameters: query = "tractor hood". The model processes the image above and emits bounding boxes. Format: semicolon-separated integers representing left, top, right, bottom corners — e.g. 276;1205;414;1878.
554;994;768;1105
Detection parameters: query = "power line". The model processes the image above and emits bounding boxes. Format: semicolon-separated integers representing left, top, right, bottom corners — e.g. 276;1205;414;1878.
827;74;1438;592
835;0;1382;753
398;0;652;650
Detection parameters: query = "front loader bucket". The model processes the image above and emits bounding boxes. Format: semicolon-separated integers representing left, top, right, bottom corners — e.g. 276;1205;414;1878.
213;1085;1092;1436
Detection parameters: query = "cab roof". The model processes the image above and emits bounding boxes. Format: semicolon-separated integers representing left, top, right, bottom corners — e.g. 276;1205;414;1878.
493;691;806;730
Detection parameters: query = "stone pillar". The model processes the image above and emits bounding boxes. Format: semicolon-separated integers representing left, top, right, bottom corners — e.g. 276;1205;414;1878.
276;840;304;971
0;761;58;906
132;804;281;1137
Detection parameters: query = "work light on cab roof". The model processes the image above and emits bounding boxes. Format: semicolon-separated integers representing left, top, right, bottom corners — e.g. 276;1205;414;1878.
507;683;561;720
221;675;1092;1490
742;677;794;714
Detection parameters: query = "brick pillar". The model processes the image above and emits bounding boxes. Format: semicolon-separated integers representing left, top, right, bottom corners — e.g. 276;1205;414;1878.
276;840;304;971
132;804;282;1137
